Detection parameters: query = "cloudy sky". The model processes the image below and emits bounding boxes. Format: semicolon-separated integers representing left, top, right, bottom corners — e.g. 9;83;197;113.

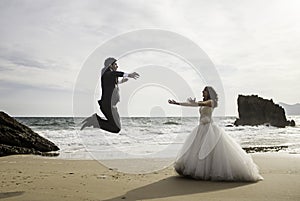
1;0;300;117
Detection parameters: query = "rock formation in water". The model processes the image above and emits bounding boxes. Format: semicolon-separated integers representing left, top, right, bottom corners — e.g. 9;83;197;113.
234;95;295;128
0;111;59;157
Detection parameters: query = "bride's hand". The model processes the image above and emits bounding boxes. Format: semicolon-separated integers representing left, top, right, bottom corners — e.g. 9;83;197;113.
168;99;179;105
187;97;196;103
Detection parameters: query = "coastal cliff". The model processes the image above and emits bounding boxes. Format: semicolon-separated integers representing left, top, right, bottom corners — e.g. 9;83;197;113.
0;111;59;157
234;95;295;128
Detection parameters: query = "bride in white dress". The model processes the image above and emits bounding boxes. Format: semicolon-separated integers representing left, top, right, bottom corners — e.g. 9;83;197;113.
168;86;263;181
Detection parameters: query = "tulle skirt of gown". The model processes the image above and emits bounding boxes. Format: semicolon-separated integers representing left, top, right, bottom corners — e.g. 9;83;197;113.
174;121;263;181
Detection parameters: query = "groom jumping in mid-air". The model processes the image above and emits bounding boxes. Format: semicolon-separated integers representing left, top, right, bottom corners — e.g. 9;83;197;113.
81;57;139;133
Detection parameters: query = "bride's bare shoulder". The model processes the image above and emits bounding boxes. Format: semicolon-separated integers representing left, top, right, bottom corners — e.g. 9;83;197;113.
198;100;213;107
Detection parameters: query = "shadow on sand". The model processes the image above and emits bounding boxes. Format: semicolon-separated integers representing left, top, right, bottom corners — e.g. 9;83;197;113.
102;176;254;201
0;191;24;199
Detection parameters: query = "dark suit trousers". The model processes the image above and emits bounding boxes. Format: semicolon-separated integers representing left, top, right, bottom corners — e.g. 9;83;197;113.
97;100;121;133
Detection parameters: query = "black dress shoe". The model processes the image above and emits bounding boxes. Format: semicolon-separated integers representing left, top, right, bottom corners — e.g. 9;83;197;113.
80;113;98;130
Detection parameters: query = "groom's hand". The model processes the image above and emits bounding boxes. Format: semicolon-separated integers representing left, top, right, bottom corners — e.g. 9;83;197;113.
128;72;140;79
119;78;129;84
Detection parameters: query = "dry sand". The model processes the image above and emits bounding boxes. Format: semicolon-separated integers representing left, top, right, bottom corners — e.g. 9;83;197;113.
0;153;299;201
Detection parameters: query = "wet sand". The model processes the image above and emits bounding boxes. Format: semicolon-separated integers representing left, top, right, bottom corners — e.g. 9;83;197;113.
0;153;299;201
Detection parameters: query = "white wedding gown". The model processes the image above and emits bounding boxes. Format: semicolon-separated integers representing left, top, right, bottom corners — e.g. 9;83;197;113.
174;106;263;181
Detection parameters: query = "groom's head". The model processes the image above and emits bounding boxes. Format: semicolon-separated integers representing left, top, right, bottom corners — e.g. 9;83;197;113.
104;57;117;71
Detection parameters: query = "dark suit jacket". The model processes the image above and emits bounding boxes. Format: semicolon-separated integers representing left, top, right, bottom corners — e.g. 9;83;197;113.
100;68;124;106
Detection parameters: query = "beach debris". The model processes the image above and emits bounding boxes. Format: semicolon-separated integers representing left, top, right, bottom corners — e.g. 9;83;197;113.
97;175;107;179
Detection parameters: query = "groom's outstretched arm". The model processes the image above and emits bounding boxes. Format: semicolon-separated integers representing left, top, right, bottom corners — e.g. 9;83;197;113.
116;71;140;84
111;71;139;79
118;77;129;84
110;71;125;77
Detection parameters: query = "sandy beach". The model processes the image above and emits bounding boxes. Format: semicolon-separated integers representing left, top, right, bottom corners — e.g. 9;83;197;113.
0;153;299;201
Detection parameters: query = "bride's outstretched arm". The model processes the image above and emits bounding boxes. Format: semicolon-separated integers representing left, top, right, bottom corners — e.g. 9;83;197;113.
168;99;198;107
168;99;213;107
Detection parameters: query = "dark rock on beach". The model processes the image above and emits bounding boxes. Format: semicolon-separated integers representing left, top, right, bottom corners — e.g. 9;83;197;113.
290;120;296;127
0;111;59;157
242;145;288;153
234;95;295;128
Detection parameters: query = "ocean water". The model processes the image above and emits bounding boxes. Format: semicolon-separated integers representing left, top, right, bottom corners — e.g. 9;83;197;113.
16;116;300;160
